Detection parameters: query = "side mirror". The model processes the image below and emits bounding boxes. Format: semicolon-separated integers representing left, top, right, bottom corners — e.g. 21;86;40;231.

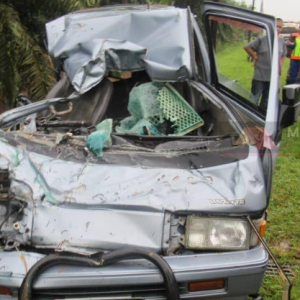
279;84;300;129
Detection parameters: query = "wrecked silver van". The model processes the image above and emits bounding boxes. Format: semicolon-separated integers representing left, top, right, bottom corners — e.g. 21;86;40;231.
0;2;299;300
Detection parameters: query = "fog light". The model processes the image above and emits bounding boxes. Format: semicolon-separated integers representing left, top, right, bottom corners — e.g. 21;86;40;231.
189;279;225;292
0;286;12;295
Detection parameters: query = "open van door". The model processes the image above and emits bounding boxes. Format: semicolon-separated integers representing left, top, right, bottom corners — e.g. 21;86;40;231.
202;1;279;148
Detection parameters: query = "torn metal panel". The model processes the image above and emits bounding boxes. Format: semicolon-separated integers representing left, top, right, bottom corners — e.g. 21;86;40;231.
0;135;266;253
46;8;193;94
7;147;263;213
0;136;267;254
32;206;166;253
0;130;248;168
0;95;78;128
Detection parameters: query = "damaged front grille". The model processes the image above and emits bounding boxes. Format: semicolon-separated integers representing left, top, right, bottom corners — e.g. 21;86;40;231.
33;284;186;300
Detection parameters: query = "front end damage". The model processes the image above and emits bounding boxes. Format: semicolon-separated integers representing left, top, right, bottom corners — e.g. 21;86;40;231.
0;134;269;299
0;5;271;300
0;135;267;254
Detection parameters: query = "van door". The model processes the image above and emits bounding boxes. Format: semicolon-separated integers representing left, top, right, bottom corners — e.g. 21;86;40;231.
202;2;280;148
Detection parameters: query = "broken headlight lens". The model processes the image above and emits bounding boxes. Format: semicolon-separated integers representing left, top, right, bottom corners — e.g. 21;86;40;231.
185;216;250;250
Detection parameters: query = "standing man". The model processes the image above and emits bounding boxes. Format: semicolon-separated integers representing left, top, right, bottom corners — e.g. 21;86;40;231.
244;18;287;110
287;30;300;83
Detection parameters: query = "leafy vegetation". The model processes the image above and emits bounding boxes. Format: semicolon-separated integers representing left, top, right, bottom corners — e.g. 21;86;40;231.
0;0;104;110
0;2;55;110
262;116;300;300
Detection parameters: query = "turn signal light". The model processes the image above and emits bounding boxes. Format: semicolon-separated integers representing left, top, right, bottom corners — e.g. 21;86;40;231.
189;279;225;292
0;286;12;295
259;220;267;237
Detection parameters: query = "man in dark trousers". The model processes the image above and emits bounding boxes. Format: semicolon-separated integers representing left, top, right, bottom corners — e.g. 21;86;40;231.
286;30;300;84
244;18;286;110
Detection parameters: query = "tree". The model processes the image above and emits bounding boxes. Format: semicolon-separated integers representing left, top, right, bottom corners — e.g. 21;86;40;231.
0;0;101;111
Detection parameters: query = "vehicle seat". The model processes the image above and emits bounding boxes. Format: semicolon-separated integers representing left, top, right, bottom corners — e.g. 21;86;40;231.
45;74;114;125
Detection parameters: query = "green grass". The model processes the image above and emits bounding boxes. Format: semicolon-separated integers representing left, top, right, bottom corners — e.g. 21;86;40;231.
216;41;254;91
216;41;290;93
217;43;300;299
263;120;300;300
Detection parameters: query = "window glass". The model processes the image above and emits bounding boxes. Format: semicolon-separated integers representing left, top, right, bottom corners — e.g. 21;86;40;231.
209;16;272;113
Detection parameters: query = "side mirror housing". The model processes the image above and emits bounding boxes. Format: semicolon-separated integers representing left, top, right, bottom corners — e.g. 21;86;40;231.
279;84;300;129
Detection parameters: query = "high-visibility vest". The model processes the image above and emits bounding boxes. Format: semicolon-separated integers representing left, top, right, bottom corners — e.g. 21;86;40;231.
291;37;300;60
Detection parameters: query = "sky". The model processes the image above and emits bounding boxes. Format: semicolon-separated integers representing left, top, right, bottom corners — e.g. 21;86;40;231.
240;0;300;21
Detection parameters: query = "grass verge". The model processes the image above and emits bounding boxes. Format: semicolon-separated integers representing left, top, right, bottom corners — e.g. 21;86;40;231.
217;42;300;299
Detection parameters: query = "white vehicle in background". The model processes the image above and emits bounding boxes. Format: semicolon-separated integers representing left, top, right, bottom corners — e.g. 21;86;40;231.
281;22;298;41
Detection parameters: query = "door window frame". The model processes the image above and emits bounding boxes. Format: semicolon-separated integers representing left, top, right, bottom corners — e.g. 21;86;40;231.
203;11;275;120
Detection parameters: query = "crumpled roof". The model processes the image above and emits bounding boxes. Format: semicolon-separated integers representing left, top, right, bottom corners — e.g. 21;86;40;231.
46;7;193;94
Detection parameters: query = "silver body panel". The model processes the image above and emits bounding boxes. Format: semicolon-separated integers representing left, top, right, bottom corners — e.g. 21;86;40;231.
0;245;268;300
46;8;193;94
0;141;266;253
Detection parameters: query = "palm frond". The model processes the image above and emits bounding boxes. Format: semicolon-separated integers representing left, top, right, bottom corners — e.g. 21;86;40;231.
0;3;56;107
41;0;101;16
18;41;57;102
0;4;22;108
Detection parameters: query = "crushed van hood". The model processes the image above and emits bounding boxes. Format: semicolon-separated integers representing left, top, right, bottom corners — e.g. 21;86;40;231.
0;136;266;254
46;7;193;94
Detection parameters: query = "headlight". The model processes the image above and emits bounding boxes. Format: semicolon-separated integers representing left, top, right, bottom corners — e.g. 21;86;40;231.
185;216;250;250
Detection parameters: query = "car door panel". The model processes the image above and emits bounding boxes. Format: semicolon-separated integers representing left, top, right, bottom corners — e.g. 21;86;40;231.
202;2;279;148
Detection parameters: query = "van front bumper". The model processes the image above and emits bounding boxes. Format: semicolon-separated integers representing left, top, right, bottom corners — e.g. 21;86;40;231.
0;244;268;300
